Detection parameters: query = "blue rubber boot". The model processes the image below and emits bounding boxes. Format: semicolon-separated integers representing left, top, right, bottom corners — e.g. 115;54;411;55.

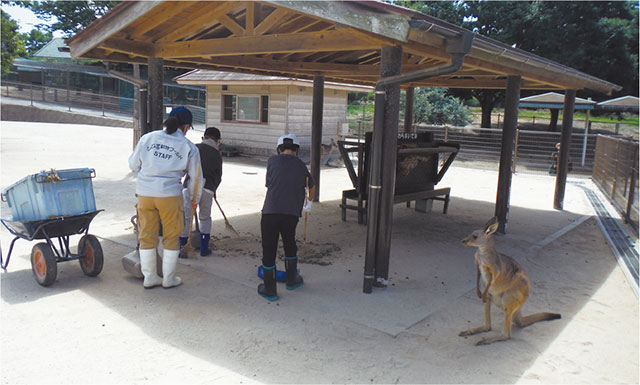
200;234;212;256
285;256;304;290
258;265;278;301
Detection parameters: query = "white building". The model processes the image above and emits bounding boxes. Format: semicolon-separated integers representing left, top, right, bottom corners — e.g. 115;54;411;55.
174;70;371;157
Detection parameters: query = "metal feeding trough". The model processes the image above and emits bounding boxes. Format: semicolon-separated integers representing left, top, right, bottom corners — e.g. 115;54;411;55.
337;132;459;224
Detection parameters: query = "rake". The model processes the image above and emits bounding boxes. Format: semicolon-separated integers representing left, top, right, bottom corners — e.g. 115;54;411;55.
214;196;239;236
181;162;200;256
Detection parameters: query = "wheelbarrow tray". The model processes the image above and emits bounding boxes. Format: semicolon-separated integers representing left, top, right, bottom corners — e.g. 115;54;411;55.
1;210;102;241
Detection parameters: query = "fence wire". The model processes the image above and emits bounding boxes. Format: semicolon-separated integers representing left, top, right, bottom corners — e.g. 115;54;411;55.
2;80;206;124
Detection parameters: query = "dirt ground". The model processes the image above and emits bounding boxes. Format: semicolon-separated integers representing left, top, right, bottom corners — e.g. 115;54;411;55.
1;121;638;384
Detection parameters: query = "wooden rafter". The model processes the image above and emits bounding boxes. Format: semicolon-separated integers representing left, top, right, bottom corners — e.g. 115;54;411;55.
156;3;225;43
217;11;246;37
254;8;289;35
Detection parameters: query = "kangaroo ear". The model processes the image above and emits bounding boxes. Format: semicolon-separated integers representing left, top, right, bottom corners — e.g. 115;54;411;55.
483;216;499;235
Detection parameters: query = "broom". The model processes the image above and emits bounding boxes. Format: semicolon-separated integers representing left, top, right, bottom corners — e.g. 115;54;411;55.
181;162;200;256
214;196;239;236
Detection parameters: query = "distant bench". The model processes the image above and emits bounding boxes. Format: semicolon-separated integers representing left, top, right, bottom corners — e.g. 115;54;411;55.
341;187;451;224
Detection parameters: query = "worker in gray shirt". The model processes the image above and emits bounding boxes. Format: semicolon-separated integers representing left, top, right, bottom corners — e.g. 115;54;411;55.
180;126;223;256
258;134;316;301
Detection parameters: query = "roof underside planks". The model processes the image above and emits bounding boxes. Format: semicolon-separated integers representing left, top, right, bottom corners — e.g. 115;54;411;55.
66;0;621;95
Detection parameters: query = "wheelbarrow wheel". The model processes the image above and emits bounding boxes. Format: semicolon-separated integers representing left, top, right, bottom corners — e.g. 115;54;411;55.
78;234;103;277
31;243;57;286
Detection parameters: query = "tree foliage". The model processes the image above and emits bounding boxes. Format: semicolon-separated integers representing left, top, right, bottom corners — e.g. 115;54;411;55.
403;87;472;127
20;28;52;56
14;0;119;36
1;9;26;74
395;0;639;128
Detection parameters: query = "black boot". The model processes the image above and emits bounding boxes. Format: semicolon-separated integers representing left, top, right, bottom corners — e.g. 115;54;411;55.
285;256;304;290
258;265;278;301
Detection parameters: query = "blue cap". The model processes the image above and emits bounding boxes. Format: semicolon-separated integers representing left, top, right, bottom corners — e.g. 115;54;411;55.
169;106;193;126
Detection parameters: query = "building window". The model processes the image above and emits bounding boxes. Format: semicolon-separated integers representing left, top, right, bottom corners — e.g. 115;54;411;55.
222;94;269;123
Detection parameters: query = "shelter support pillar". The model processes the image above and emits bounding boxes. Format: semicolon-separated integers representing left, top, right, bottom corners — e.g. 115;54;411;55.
494;75;521;234
148;57;163;132
310;75;324;202
404;86;414;133
364;45;402;291
554;90;576;210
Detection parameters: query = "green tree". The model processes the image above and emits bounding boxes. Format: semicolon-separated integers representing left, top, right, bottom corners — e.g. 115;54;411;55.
395;1;639;129
15;0;119;36
1;9;26;74
403;87;472;127
20;28;52;56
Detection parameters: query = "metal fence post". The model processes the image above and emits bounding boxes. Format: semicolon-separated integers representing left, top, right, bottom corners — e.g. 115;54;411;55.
532;115;535;129
444;125;449;142
512;129;520;173
30;83;33;106
41;68;45;101
497;113;501;129
612;140;620;197
625;145;638;224
100;76;105;116
66;67;71;112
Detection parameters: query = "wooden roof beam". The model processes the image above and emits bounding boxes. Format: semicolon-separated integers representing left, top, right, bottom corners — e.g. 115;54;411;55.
155;29;387;58
69;1;162;59
156;3;226;43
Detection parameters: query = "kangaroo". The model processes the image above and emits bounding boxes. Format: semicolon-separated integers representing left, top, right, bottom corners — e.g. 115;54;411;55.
321;138;337;165
459;216;561;345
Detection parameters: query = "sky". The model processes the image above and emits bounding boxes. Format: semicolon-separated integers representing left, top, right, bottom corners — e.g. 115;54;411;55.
2;3;63;37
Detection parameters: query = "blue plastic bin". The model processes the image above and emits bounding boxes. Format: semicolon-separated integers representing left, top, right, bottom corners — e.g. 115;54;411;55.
2;168;97;221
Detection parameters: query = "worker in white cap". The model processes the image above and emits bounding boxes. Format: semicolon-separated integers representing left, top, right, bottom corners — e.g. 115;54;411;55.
258;134;316;301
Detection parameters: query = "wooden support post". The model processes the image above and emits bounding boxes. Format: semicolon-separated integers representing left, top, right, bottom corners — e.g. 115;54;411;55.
553;90;576;210
148;57;164;131
373;45;402;286
404;86;414;133
494;76;521;234
310;75;324;202
133;64;141;147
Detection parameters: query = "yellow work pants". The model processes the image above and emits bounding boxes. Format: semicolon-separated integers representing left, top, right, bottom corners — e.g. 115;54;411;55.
137;195;184;250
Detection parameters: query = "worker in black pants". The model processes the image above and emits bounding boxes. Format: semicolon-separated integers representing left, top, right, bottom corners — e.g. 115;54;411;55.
258;134;316;301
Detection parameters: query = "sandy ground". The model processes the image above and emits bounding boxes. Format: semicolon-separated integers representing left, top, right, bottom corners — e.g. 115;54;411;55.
1;121;638;384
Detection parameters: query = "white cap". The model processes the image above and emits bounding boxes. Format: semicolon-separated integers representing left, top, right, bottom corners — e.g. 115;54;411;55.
277;133;300;146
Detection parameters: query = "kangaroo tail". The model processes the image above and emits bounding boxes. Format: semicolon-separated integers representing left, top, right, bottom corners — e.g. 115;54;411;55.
515;312;561;328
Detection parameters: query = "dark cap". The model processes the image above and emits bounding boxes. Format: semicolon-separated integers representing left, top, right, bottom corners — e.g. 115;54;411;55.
169;106;193;126
204;126;221;140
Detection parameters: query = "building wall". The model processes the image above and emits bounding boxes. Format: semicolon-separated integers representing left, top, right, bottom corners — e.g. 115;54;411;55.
206;84;347;157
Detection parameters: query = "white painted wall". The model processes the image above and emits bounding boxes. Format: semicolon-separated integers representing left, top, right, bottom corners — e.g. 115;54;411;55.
206;84;347;158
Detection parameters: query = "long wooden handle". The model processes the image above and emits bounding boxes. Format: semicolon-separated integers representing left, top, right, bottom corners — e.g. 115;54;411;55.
184;163;200;248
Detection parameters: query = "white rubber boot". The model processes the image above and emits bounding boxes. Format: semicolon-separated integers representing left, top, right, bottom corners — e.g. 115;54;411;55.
139;248;162;288
162;249;183;288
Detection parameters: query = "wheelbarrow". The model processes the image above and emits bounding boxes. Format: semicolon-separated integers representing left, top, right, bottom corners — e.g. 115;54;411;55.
1;210;104;286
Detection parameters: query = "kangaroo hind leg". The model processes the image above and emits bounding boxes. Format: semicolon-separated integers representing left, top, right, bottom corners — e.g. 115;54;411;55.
459;297;492;337
476;300;522;345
